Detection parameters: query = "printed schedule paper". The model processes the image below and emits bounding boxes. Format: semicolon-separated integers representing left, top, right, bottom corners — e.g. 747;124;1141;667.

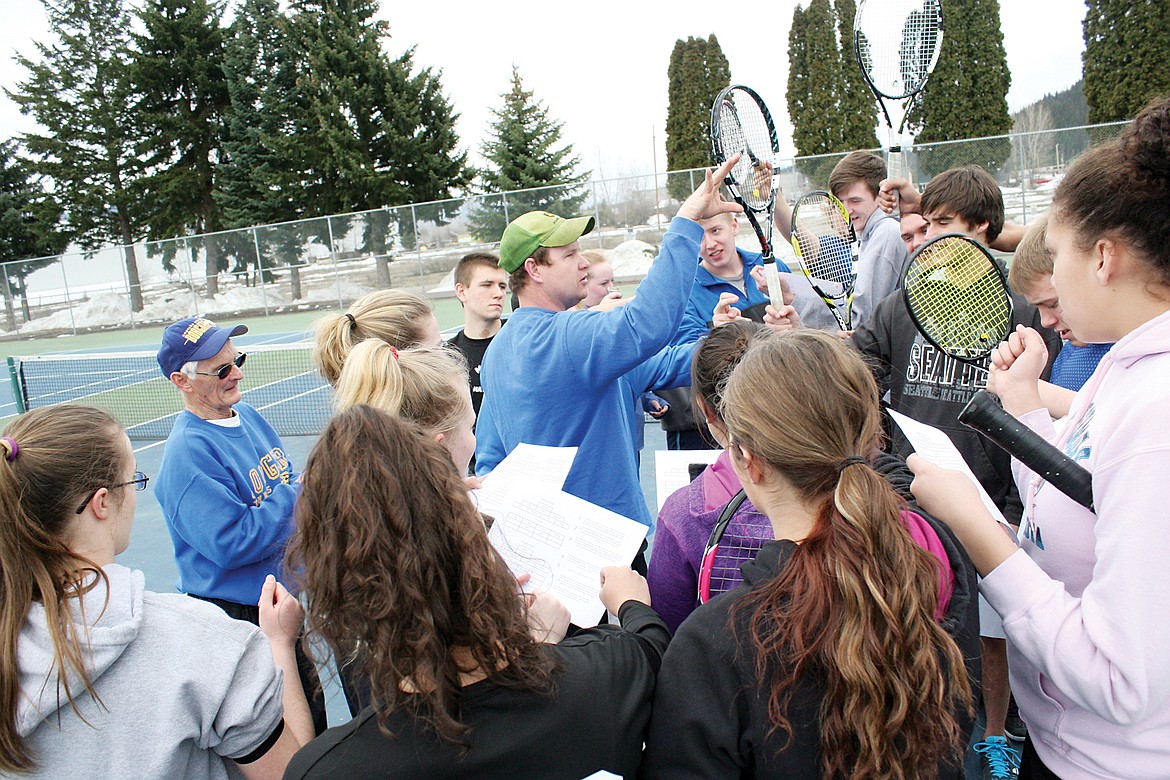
653;449;722;511
475;480;647;628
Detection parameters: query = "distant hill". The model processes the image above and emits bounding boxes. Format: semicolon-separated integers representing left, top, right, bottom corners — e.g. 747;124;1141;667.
1012;80;1091;174
1014;80;1088;129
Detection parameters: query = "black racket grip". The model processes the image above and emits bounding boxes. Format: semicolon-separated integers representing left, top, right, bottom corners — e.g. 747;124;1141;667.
958;390;1095;511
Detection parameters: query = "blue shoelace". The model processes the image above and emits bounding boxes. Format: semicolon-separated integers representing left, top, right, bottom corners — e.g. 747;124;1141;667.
975;737;1021;778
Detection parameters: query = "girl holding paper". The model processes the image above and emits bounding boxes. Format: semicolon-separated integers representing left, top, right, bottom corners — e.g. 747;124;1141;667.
283;405;669;780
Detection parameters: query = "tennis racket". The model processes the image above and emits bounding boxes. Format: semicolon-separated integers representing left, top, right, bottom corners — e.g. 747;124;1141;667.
790;191;858;330
710;85;785;312
959;390;1094;511
697;490;773;604
854;0;944;184
902;233;1012;364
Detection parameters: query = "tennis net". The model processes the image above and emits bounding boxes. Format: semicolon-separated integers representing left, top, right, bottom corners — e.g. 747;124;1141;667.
7;343;332;439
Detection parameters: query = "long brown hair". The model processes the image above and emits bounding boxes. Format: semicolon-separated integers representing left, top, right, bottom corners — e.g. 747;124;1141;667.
720;330;972;779
0;405;126;772
286;405;554;745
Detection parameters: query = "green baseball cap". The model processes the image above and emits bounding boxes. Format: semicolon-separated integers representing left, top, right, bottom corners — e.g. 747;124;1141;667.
498;211;596;273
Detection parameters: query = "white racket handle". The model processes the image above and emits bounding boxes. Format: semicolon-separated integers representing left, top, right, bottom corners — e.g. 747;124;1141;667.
763;261;785;312
888;147;905;183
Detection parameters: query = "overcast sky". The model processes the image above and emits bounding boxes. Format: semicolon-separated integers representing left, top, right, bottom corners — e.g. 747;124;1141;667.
0;0;1088;179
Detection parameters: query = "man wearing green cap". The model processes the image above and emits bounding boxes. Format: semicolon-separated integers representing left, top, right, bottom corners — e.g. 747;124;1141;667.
474;158;742;532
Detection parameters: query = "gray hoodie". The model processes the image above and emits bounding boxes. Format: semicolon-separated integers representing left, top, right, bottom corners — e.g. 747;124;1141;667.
12;564;283;778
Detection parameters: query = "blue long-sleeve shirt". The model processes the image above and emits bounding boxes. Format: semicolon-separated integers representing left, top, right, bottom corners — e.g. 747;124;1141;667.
475;217;704;526
154;403;299;603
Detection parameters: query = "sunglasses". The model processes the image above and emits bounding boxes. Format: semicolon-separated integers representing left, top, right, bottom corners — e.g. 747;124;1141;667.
75;471;150;514
193;352;247;380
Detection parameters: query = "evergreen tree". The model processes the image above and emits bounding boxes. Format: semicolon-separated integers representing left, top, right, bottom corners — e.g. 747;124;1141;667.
665;35;730;201
130;0;231;295
1083;0;1170;124
907;0;1013;176
470;67;590;242
787;0;843;186
7;0;147;310
833;0;879;151
216;0;288;284
0;142;67;330
235;0;470;293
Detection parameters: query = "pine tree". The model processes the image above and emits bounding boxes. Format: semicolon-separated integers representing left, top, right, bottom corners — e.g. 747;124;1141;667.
0;142;67;330
216;0;293;285
7;0;147;310
787;0;844;186
1083;0;1170;124
834;0;879;151
907;0;1013;176
219;0;470;294
470;67;590;242
665;35;730;201
130;0;231;296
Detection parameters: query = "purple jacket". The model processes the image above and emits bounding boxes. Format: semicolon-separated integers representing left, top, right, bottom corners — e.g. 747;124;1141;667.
647;451;771;634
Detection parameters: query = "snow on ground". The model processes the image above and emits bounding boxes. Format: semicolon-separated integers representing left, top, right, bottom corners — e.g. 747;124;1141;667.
16;285;287;334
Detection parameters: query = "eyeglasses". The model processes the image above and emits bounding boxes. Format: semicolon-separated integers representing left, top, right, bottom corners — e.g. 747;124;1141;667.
193;353;246;380
75;471;150;514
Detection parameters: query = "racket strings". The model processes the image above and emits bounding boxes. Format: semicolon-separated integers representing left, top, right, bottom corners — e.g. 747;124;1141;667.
904;240;1011;359
855;0;943;99
716;94;775;212
793;196;857;288
701;515;773;603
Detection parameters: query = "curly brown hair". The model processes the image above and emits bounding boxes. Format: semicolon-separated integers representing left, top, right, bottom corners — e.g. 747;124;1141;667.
286;405;555;746
721;330;972;779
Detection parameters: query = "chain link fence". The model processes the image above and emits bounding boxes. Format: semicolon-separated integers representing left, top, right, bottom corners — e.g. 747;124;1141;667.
0;121;1130;339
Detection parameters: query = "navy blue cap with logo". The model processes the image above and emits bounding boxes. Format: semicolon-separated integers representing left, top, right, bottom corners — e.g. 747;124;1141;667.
157;317;249;377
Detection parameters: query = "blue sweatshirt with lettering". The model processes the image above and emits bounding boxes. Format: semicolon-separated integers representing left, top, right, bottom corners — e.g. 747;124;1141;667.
154;403;299;604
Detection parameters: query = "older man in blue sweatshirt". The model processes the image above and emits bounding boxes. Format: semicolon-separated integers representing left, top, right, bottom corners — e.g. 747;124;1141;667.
475;159;741;537
153;316;325;732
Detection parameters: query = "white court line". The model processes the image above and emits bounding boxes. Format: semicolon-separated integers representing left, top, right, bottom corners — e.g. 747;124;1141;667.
133;440;167;454
246;332;312;346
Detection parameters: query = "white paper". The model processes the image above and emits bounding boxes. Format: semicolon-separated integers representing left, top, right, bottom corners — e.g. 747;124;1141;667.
887;409;1013;531
654;449;722;511
482;442;577;491
479;483;648;628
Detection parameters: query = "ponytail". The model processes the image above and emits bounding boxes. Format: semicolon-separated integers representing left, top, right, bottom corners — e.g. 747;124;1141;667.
721;330;972;778
334;340;470;438
313;289;435;385
0;406;125;771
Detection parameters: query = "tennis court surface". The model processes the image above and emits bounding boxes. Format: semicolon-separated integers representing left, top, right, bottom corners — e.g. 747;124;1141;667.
5;333;330;439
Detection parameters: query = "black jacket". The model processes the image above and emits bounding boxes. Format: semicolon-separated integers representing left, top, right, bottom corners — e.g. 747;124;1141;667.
640;506;980;779
286;602;670;780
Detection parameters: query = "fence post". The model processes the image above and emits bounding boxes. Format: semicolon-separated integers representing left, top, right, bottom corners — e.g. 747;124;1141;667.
59;261;77;335
6;356;26;414
411;204;422;290
592;181;602;244
252;228;269;316
327;217;342;310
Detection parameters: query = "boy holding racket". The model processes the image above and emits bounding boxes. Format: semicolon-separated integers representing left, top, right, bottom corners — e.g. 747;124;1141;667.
852;165;1060;780
827;151;908;329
